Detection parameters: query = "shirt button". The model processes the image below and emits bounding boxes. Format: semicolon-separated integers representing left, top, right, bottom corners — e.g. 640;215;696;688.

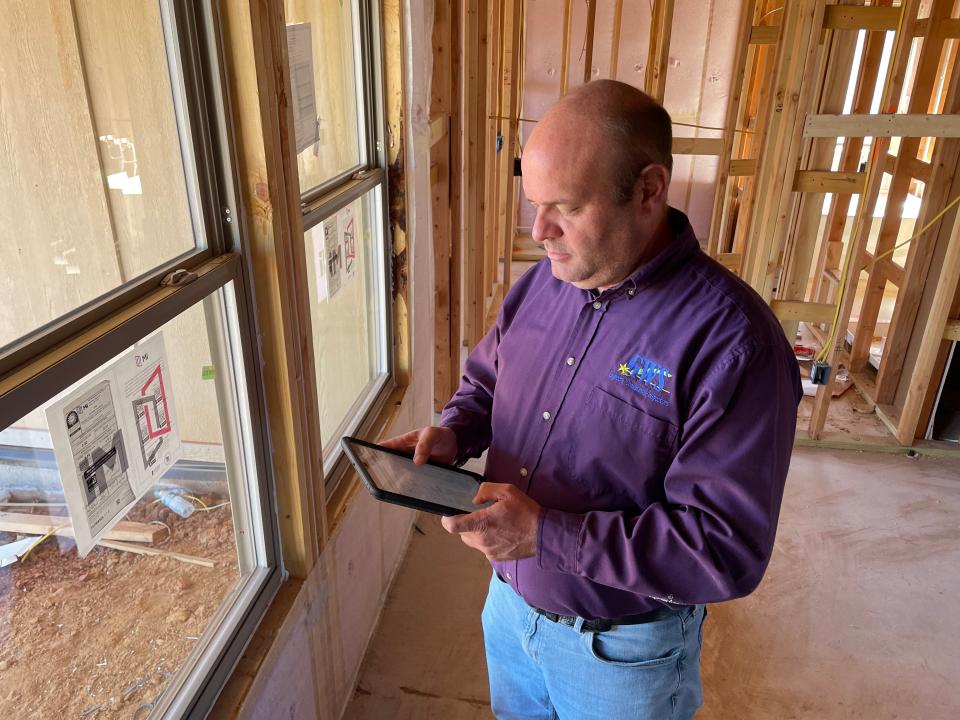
519;467;528;477
542;411;551;421
592;301;602;310
506;572;512;581
566;356;576;366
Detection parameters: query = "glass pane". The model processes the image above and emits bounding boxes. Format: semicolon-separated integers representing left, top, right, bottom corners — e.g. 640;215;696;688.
0;1;203;352
304;188;388;461
0;284;266;718
285;0;365;193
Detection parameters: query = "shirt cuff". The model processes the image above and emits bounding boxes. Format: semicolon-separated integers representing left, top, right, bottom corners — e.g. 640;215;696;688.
537;508;584;574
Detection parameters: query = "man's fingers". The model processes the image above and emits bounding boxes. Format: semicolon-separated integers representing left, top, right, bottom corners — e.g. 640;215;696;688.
412;435;433;465
380;430;420;452
412;427;444;465
473;482;511;505
441;508;489;534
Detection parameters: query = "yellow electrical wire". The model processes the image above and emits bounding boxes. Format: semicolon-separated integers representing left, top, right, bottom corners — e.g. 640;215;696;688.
814;3;909;364
864;191;960;269
19;523;70;563
182;494;209;509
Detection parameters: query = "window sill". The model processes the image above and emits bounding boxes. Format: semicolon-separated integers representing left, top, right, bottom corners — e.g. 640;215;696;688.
324;383;408;536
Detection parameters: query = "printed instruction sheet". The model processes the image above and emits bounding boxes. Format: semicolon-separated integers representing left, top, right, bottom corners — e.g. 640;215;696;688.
286;22;318;154
46;332;182;556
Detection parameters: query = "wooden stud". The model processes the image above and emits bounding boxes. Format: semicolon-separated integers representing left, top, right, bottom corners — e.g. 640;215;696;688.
486;0;506;320
222;0;323;572
499;0;524;304
740;0;826;301
431;0;457;412
461;0;490;347
894;190;960;443
645;0;675;102
583;0;597;85
610;0;623;81
707;0;758;257
559;0;572;96
876;72;960;402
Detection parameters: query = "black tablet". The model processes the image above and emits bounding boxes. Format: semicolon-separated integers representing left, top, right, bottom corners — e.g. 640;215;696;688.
341;436;491;516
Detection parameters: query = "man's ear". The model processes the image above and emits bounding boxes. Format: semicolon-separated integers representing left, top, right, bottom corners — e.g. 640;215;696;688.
638;164;670;206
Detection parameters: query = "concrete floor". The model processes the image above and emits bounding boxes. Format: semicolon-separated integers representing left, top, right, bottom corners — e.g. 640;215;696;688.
342;448;960;719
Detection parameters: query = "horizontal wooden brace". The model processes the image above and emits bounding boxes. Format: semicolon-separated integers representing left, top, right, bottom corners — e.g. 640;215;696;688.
913;17;960;38
716;252;742;270
822;5;901;31
672;137;724;155
793;170;866;194
749;25;779;44
729;158;757;176
761;6;910;39
770;300;837;325
804;113;960;138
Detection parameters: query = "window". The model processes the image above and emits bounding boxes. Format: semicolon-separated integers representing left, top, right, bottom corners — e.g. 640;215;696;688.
0;3;281;719
284;0;367;193
284;0;394;488
0;0;210;362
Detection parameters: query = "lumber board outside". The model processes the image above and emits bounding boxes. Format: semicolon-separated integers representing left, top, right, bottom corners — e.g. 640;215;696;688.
0;512;162;543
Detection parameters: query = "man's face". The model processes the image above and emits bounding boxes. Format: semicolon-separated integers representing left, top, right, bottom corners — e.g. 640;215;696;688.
521;125;652;291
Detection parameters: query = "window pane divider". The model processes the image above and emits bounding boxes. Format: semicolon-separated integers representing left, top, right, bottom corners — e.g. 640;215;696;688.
301;167;385;231
0;247;214;379
0;254;238;431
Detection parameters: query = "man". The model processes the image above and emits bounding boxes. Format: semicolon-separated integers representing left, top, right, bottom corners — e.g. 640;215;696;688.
385;80;801;719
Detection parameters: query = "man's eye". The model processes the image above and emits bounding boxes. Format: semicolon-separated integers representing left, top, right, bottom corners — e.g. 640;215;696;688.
560;206;579;216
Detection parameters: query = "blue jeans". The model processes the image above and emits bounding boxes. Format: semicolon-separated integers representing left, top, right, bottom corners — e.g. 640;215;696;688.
481;573;706;719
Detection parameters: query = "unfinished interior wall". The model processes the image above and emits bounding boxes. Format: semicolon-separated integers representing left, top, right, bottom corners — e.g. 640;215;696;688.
517;0;745;239
707;0;960;445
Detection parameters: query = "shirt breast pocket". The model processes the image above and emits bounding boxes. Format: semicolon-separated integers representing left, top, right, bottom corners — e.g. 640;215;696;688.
564;386;679;505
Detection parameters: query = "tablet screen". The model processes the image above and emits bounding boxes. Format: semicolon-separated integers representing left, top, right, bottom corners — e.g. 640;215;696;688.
348;440;487;513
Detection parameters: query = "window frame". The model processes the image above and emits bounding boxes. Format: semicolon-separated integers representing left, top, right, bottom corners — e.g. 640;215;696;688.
0;1;285;718
293;0;397;495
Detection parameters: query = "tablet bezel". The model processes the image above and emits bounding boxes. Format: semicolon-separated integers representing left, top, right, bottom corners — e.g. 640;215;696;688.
340;435;485;516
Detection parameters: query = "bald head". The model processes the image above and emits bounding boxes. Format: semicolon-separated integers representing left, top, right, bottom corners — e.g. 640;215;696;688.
528;80;673;205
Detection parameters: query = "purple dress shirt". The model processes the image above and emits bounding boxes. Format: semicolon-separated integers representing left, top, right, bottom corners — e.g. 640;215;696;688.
441;209;802;619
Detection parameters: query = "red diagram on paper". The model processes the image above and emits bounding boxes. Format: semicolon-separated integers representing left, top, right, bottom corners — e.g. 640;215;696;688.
140;365;172;439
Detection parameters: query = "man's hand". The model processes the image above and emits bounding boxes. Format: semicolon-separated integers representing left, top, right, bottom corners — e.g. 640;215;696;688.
441;483;541;562
380;425;459;465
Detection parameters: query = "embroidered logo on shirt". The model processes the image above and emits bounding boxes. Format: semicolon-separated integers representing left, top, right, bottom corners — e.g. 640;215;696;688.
608;354;673;406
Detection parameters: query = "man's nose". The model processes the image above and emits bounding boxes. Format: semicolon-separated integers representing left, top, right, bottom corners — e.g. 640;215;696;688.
531;208;560;244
